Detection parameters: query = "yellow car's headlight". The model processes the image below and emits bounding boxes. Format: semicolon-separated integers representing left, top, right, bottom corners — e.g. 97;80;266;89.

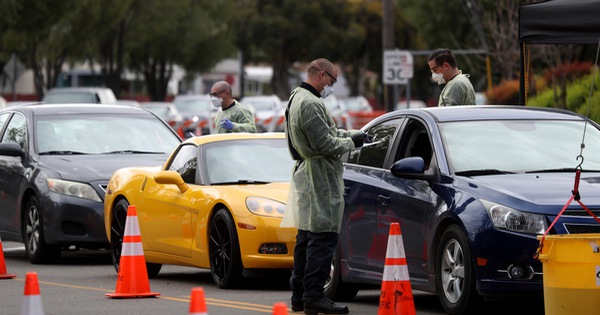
246;197;286;217
47;178;102;202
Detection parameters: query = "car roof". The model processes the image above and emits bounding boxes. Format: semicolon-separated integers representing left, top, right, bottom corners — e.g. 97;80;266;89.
182;132;285;146
173;94;210;100
1;103;148;115
46;87;113;93
379;105;586;123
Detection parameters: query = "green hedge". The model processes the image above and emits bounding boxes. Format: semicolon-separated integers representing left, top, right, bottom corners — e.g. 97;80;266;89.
528;72;600;122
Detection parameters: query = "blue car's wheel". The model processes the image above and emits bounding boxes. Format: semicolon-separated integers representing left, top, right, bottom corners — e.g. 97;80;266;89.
435;225;482;315
324;245;359;301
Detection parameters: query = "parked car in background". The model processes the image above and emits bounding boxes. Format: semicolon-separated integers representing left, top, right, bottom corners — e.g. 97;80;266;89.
323;95;351;129
172;94;216;137
341;96;372;113
0;104;181;264
396;99;427;110
140;101;183;127
340;96;382;129
115;99;141;106
328;105;600;315
475;92;488;105
104;133;296;288
42;87;117;104
240;95;282;132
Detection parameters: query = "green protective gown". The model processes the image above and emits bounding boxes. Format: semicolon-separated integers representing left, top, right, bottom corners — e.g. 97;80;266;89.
213;100;257;133
438;71;476;106
281;85;362;233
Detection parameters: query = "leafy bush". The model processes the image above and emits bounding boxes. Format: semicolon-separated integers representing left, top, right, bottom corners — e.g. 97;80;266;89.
486;79;520;105
529;71;600;122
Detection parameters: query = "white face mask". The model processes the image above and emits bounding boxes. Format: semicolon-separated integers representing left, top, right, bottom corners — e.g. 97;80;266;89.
211;96;223;107
320;85;334;98
431;72;445;85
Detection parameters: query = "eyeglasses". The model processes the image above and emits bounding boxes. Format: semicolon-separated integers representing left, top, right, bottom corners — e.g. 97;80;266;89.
322;70;337;85
210;90;226;97
431;51;449;73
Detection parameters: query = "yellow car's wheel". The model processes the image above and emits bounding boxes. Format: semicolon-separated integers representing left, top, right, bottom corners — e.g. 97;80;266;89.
209;208;243;288
110;199;162;277
109;199;129;273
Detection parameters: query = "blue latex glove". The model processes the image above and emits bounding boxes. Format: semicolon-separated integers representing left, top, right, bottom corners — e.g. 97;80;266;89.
220;118;234;130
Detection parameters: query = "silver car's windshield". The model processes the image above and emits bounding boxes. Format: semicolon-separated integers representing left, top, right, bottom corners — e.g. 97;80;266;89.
441;119;600;174
36;115;180;154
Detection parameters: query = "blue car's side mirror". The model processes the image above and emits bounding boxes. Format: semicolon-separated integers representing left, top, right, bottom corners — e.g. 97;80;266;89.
390;156;438;182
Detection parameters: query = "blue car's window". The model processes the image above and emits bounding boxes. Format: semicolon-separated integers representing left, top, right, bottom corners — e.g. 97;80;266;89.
1;113;26;148
351;119;401;168
204;139;294;184
441;120;600;173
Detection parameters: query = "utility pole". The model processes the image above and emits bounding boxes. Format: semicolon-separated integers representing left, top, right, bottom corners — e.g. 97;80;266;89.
382;0;396;112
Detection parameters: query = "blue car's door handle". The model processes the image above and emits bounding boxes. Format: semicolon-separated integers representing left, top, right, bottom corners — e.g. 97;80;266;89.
378;195;390;206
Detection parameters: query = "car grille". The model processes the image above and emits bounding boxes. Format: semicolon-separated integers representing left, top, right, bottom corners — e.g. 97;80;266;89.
564;224;600;234
563;209;600;217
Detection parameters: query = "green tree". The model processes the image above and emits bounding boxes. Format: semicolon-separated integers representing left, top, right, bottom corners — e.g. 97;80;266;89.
126;0;233;101
231;0;351;99
1;0;88;98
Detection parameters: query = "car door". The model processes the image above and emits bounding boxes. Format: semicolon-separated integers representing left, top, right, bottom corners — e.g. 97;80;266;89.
138;144;196;258
376;118;437;282
0;112;27;236
342;118;404;275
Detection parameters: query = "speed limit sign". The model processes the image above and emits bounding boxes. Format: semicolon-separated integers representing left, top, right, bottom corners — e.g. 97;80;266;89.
383;50;413;85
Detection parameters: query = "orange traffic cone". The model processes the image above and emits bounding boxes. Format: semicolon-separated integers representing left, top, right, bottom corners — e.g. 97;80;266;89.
189;287;208;315
22;272;44;315
378;222;415;315
0;235;16;279
106;205;159;298
272;302;289;315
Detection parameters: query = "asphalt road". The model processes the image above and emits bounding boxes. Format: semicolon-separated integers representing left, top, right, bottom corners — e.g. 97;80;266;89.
0;241;546;315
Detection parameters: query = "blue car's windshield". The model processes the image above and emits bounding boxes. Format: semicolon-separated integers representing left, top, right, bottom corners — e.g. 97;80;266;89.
441;119;600;174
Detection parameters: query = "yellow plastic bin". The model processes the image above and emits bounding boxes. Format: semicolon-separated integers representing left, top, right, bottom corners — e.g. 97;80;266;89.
537;234;600;315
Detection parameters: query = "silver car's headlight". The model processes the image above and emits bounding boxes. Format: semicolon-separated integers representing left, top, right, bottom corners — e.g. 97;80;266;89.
47;179;102;202
481;200;547;234
246;197;286;218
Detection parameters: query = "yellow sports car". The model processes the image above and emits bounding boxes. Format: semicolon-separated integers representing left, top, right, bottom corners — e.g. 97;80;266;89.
104;133;297;288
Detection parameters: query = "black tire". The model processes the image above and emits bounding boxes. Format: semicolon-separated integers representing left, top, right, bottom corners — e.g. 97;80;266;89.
23;196;61;264
435;225;482;315
324;245;359;301
146;262;162;278
208;208;243;288
110;199;163;277
109;199;129;273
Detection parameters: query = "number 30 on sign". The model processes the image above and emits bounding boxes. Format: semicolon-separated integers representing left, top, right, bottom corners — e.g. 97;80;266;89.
383;50;413;85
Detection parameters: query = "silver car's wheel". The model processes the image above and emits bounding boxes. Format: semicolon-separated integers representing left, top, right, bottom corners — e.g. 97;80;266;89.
435;225;481;315
23;196;61;264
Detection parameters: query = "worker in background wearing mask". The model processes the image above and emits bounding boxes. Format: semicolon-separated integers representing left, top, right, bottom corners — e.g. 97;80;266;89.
428;48;476;106
281;58;368;314
210;81;257;133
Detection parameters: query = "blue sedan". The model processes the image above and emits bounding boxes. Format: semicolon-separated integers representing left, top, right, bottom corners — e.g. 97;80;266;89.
326;105;600;315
